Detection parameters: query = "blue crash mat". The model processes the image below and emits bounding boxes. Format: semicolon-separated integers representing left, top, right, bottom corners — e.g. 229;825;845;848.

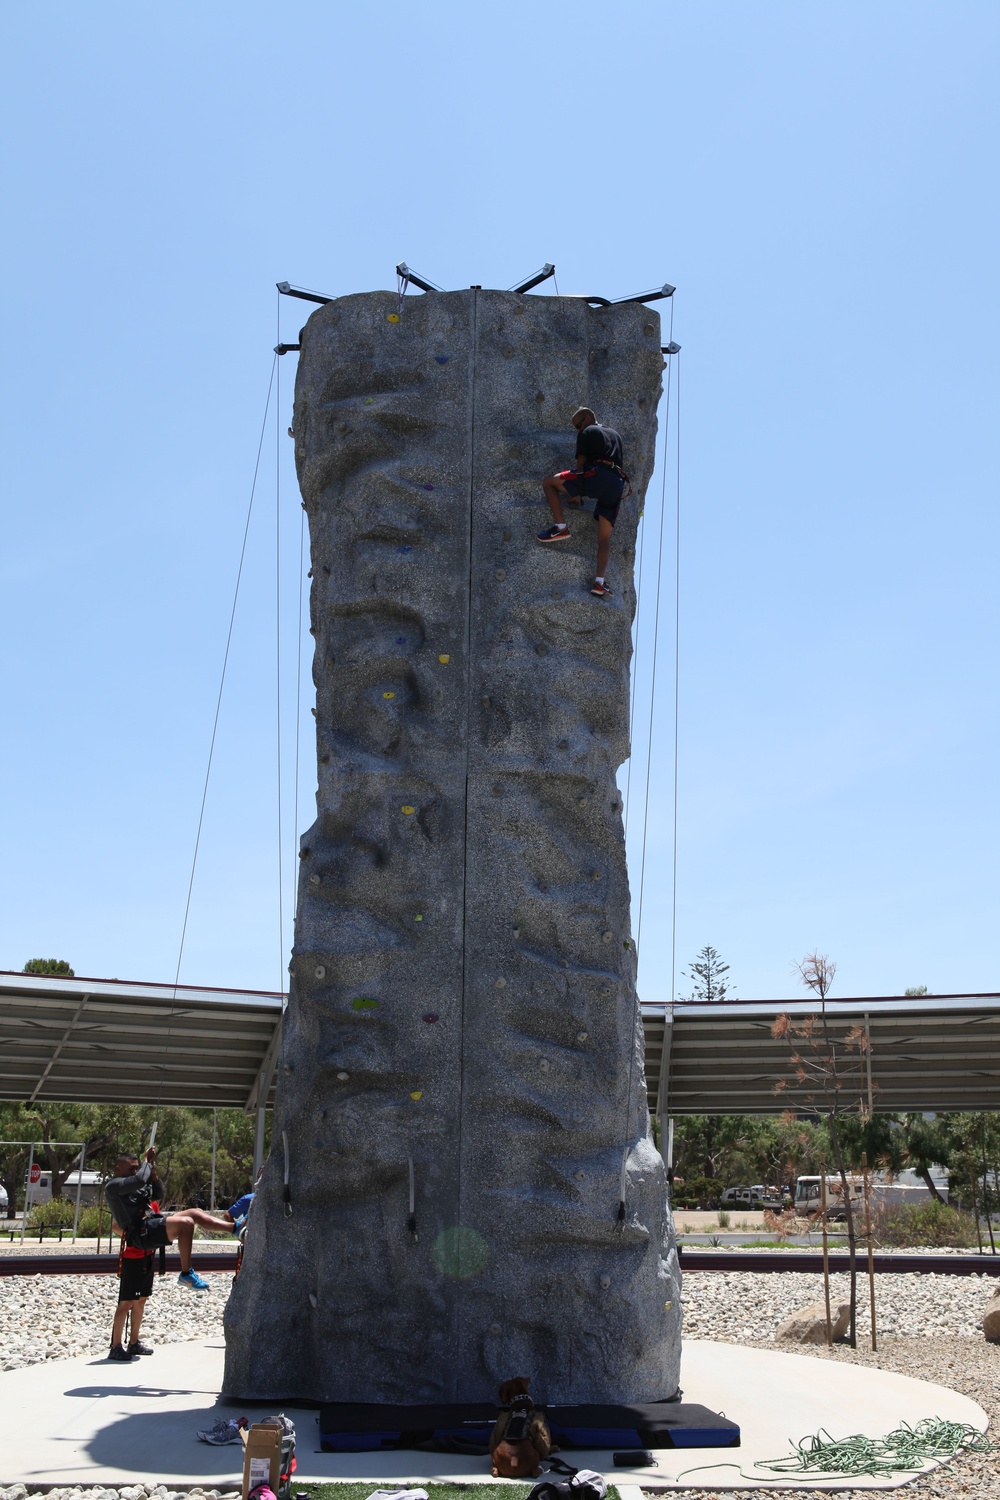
318;1400;739;1451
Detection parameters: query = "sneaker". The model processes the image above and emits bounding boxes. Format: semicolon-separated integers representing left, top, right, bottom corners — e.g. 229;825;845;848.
197;1417;248;1445
178;1268;210;1291
537;525;571;542
591;580;613;598
128;1340;154;1356
107;1343;135;1362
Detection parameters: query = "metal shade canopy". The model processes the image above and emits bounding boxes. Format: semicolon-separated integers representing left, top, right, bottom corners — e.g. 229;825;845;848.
5;974;999;1121
642;993;1000;1118
0;972;283;1113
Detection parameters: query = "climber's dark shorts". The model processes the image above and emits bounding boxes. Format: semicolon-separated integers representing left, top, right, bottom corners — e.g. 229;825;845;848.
118;1255;155;1302
556;466;624;528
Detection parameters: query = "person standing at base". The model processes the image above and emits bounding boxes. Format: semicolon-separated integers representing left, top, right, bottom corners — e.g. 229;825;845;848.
108;1200;159;1362
536;406;629;598
104;1147;234;1297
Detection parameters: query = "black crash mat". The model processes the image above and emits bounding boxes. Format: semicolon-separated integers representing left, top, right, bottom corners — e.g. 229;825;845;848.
319;1400;739;1451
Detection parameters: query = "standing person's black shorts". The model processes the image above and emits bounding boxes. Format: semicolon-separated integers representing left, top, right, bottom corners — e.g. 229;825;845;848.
119;1252;155;1303
554;464;625;526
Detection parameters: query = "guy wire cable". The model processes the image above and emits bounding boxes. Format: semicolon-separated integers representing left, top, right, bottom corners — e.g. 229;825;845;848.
625;297;673;843
668;356;682;1005
275;294;286;993
161;353;278;1110
634;337;676;950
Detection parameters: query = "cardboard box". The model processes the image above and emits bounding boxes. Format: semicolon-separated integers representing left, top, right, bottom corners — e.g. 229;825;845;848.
241;1421;283;1500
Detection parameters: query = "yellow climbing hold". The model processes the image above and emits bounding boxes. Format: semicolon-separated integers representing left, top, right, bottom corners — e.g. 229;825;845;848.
401;805;415;814
383;691;396;699
664;1300;673;1310
438;654;451;664
387;313;400;323
414;914;423;922
410;1090;423;1101
365;397;375;404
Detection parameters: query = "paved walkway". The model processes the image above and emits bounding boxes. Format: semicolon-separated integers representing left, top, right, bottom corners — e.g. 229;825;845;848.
0;1337;986;1491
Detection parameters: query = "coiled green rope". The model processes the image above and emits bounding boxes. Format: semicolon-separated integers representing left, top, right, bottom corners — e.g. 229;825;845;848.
676;1417;995;1484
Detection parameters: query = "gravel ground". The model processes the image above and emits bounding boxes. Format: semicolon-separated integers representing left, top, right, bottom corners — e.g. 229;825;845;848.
0;1268;998;1497
0;1270;232;1368
0;1489;239;1500
673;1271;1000;1499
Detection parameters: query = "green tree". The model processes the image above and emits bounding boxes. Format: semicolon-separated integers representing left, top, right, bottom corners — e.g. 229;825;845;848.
681;946;734;1003
897;1113;952;1203
904;985;928;997
23;958;75;977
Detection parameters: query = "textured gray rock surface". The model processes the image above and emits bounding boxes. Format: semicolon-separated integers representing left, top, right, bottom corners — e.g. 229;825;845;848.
223;288;681;1403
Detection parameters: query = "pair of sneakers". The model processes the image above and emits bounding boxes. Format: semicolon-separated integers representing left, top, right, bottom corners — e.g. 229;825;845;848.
108;1340;153;1361
536;525;612;597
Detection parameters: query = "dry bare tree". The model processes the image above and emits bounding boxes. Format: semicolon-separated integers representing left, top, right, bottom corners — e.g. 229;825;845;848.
771;951;870;1346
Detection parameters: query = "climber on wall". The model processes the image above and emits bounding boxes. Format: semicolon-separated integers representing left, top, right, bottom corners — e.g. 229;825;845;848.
536;406;630;599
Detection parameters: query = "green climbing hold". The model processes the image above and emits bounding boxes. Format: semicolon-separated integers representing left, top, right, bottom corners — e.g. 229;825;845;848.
351;997;380;1011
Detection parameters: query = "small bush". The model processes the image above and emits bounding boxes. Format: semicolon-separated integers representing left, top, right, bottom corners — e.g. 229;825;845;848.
27;1198;77;1231
76;1203;116;1238
717;1209;731;1228
873;1199;978;1249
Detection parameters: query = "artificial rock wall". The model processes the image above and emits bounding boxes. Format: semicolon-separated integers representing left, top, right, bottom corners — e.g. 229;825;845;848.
223;288;681;1404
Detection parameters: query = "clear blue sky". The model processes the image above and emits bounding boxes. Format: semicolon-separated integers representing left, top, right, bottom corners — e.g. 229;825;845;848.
2;2;997;1001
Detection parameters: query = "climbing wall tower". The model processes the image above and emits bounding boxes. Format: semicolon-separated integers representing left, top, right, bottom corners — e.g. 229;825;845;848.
223;288;681;1404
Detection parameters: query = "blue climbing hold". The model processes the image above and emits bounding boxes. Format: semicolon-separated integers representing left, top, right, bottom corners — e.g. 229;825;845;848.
423;484;435;491
399;545;412;554
396;636;407;644
435;355;450;364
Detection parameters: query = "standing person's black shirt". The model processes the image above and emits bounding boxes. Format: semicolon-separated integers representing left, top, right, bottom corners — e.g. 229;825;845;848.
576;423;624;469
105;1161;159;1234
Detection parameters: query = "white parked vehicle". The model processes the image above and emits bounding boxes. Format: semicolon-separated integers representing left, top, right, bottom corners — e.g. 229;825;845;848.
26;1169;104;1207
794;1170;948;1220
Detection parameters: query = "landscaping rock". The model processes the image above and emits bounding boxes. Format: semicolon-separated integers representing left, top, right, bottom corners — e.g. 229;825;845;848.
775;1300;851;1343
981;1291;1000;1342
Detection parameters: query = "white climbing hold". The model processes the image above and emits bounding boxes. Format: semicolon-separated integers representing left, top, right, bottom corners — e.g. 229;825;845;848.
577;1031;588;1042
315;966;326;979
575;1170;585;1180
310;874;321;885
539;1059;550;1072
309;1292;318;1308
336;1072;349;1081
602;931;612;942
495;977;506;989
600;1275;611;1289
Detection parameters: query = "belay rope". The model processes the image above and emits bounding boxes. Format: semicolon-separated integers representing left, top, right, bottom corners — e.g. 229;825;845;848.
616;328;678;1225
675;1418;995;1485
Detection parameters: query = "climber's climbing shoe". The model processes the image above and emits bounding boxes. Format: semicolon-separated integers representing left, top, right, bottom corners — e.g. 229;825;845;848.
537;525;571;543
590;580;613;598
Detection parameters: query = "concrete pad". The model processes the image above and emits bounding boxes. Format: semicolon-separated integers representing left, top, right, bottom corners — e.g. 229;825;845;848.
0;1338;987;1491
